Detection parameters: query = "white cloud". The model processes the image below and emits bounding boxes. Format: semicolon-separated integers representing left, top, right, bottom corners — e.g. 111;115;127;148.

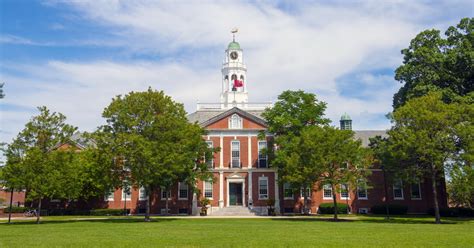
1;0;471;144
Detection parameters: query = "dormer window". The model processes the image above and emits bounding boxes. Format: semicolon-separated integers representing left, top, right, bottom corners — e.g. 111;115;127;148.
229;114;242;129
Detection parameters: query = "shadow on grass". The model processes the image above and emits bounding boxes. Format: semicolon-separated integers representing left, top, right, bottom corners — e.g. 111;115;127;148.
0;217;180;226
270;215;473;225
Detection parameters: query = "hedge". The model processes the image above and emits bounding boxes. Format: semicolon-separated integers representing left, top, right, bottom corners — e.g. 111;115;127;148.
3;206;28;213
90;209;128;216
428;207;474;217
318;203;349;214
371;204;408;215
47;209;91;216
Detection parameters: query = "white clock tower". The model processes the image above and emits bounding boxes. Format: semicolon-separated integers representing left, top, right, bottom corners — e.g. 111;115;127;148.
220;31;248;109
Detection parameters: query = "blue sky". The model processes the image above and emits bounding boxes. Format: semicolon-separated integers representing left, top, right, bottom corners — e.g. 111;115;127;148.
0;0;472;146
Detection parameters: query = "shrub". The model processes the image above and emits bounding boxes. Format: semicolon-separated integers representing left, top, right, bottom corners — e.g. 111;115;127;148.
428;207;474;217
47;209;91;216
90;209;127;216
371;204;408;215
3;206;28;213
318;203;349;214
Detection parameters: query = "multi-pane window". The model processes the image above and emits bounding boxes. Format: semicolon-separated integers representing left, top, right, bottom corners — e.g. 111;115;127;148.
231;140;240;168
229;114;242;129
204;181;213;199
300;187;311;199
323;184;332;199
340;184;349;199
205;141;213;168
258;177;268;199
139;187;147;201
161;188;171;200
122;184;131;201
105;191;115;201
393;180;404;200
411;182;422;199
357;180;368;200
178;182;188;200
258;141;268;168
283;183;294;199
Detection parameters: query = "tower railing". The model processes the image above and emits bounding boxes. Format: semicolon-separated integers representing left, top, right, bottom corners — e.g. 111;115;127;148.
196;102;273;110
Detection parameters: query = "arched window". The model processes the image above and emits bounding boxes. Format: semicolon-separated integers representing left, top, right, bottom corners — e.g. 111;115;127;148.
224;75;229;81
229;114;242;129
231;74;237;80
240;75;244;81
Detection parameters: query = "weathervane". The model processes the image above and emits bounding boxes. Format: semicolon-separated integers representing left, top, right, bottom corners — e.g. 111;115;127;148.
231;28;238;42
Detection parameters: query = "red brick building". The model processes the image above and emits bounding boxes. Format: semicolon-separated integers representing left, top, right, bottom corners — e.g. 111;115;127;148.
2;37;447;216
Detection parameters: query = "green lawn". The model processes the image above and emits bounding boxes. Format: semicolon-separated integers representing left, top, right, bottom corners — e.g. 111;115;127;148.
0;215;473;247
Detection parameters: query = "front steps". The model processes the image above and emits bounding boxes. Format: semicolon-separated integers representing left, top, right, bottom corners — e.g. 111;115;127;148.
207;206;260;216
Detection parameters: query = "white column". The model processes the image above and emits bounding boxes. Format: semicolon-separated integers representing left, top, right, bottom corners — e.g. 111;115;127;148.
247;135;252;168
219;134;224;169
274;171;280;214
219;171;224;208
248;171;253;207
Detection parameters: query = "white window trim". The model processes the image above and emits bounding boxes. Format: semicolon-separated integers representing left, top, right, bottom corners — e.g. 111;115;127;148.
393;180;404;200
323;184;333;200
139;186;147;201
357;180;368;200
300;187;311;200
121;187;131;201
258;141;268;168
178;182;189;200
411;182;422;200
258;176;269;200
283;183;294;200
340;184;350;200
205;140;214;168
105;191;115;201
203;181;213;200
229;114;242;129
230;140;240;168
160;188;171;201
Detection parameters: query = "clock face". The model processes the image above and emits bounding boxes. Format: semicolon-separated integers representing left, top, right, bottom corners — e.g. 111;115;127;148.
230;51;238;60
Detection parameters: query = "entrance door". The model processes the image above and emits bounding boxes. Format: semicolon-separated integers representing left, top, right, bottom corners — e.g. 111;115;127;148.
229;183;243;206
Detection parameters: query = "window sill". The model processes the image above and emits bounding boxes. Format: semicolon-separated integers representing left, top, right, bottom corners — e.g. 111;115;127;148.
283;197;294;200
323;197;333;200
393;198;404;200
357;197;368;200
411;198;422;200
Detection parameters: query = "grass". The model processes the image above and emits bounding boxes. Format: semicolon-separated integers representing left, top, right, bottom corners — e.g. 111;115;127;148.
0;215;473;247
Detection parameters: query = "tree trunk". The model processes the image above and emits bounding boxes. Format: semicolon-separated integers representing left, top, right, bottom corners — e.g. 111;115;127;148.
431;164;441;224
36;197;42;224
303;186;309;215
8;188;13;224
145;186;151;222
332;184;338;221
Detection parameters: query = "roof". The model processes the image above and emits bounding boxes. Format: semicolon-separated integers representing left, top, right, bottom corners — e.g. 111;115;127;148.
228;41;241;50
341;113;351;121
187;107;266;127
353;130;388;147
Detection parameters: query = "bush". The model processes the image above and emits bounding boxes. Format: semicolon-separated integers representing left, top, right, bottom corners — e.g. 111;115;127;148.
47;209;91;216
90;209;128;216
371;204;408;215
318;203;349;214
3;206;28;213
428;207;474;217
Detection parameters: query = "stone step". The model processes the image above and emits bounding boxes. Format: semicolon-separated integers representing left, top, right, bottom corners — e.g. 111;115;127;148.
207;206;258;216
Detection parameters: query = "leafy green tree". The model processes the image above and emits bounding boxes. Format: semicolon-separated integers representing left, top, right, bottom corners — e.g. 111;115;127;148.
1;106;77;223
393;17;473;109
99;88;214;221
447;165;474;208
304;126;371;220
0;82;4;99
387;92;468;223
262;90;329;214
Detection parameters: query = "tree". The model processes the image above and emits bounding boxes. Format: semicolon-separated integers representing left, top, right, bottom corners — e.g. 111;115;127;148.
447;165;474;208
1;106;77;223
99;88;214;221
387;92;468;223
262;90;329;214
303;126;371;220
0;82;4;99
393;18;473;109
